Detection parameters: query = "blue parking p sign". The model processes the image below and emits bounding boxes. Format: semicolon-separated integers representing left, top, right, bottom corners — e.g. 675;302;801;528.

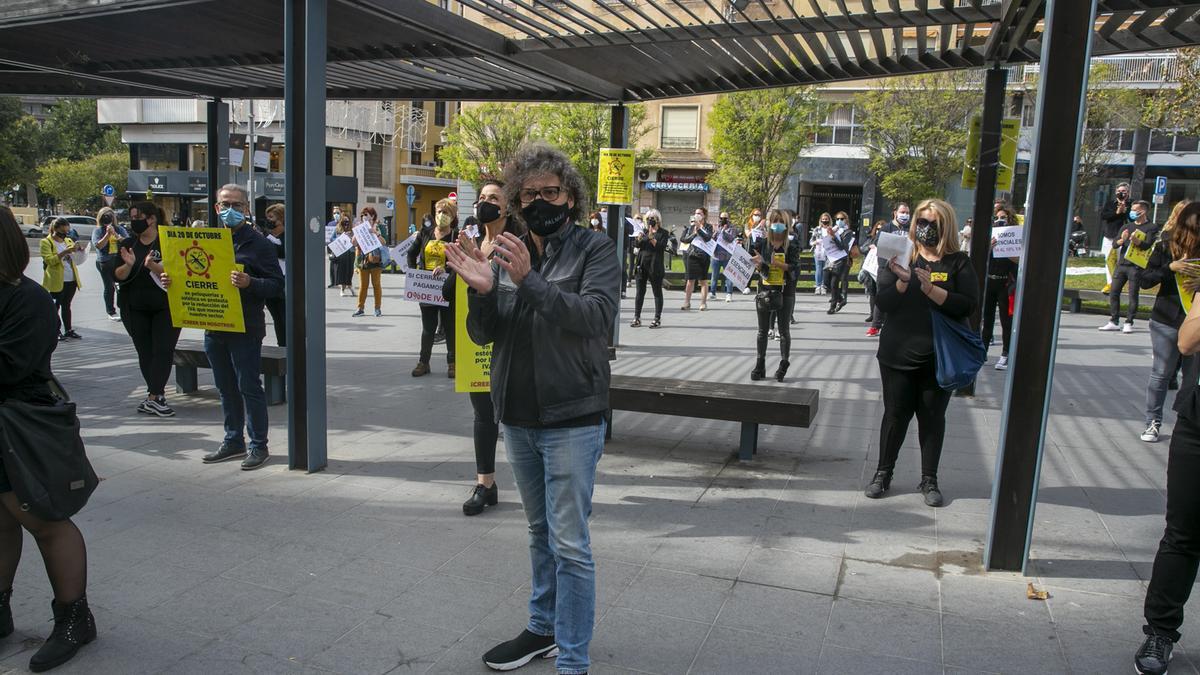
1155;176;1168;196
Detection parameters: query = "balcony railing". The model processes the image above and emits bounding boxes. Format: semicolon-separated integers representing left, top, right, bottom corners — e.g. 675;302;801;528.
1017;53;1180;85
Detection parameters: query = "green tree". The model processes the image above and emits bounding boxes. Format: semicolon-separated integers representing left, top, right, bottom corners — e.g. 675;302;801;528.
707;87;823;215
1144;48;1200;137
535;103;655;209
437;103;538;188
854;72;980;203
38;152;127;212
41;99;123;161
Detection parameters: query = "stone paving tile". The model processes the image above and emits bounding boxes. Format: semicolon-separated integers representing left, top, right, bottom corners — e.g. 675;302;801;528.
612;568;734;623
835;558;941;611
737;546;841;595
824;598;943;663
306;614;463;674
690;626;821;675
941;615;1071;673
591;608;711;675
815;645;944;674
713;582;833;644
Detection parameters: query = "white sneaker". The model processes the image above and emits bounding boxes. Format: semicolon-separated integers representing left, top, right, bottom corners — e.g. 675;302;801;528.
1098;321;1120;331
994;356;1008;371
1123;322;1134;334
742;287;751;295
1141;421;1161;442
725;293;732;303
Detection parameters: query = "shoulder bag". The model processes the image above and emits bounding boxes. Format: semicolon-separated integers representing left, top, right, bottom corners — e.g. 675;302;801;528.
930;309;987;391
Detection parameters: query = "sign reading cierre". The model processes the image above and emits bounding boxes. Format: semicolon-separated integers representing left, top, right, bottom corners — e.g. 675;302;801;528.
596;148;635;205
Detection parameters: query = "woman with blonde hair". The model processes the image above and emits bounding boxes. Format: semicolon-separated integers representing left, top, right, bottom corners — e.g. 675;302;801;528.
866;198;978;507
407;197;458;377
91;206;127;320
331;215;355;296
750;208;801;381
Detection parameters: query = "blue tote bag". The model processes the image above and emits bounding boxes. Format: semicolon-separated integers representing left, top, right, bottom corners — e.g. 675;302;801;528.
930;309;987;390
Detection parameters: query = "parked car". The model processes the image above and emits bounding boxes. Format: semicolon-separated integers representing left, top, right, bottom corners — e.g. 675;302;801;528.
38;215;99;242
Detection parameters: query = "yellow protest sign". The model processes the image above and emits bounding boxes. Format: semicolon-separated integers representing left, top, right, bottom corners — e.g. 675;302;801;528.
962;116;1020;192
596;148;634;205
766;253;784;285
455;280;492;393
1124;231;1151;269
159;226;245;332
1178;276;1194;314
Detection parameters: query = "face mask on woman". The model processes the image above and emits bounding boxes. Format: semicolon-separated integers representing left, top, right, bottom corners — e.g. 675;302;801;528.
435;213;452;229
475;201;501;224
835;218;845;228
769;223;787;235
751;214;762;224
589;218;599;227
915;218;940;247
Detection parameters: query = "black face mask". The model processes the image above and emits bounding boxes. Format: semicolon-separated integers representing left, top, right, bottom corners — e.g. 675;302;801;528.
130;219;150;235
914;218;940;247
475;201;502;225
521;199;570;237
100;214;114;226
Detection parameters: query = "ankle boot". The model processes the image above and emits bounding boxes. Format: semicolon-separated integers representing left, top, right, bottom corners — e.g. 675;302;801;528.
919;475;944;507
0;588;12;638
750;357;766;381
775;359;790;382
462;482;499;516
29;595;96;673
864;470;892;498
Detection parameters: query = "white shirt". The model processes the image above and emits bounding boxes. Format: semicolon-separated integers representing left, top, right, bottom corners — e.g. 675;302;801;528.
56;241;75;282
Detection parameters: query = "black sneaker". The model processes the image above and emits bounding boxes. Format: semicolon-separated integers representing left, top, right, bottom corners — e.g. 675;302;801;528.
1135;633;1173;675
64;330;82;340
483;629;557;671
433;330;446;345
144;396;176;418
202;443;247;464
136;399;153;415
864;470;891;499
463;483;498;516
241;448;269;471
919;475;944;507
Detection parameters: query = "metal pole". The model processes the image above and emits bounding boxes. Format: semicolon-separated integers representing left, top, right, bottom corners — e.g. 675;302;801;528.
206;98;229;223
604;103;629;349
985;0;1098;572
247;100;255;220
283;0;328;472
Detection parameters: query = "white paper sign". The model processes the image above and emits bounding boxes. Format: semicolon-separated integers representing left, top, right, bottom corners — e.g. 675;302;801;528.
352;223;383;254
875;231;913;269
325;225;337;242
723;246;755;290
750;225;766;241
391;235;415;272
863;247;879;279
992;225;1023;258
820;235;849;264
626;217;644;238
327;232;354;257
690;236;717;257
403;269;448;306
715;235;739;254
70;247;88;266
462;224;480;240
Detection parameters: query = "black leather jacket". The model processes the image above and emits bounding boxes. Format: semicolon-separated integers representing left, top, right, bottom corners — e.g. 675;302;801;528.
466;223;620;425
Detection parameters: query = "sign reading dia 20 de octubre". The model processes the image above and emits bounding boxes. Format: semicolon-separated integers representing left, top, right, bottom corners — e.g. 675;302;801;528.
159;226;245;332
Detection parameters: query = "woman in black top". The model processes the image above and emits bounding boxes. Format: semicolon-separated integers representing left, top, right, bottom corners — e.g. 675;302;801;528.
860;219;887;336
980;206;1019;371
0;206;96;672
331;215;355;296
750;209;801;381
408;198;459;377
631;209;668;329
1137;200;1196;444
866;198;978;507
680;207;713;311
113;201;181;418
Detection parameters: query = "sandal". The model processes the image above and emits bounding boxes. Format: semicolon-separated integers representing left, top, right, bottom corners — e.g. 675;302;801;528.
649;319;661;329
680;304;691;311
700;303;708;311
630;319;642;328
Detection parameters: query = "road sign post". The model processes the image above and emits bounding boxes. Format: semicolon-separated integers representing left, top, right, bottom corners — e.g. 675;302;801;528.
1153;176;1167;223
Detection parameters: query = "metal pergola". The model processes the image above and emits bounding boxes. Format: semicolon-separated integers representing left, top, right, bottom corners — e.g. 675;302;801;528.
2;0;1198;573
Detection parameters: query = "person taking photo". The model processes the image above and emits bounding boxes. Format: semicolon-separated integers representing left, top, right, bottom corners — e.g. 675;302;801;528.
750;209;800;382
631;209;668;329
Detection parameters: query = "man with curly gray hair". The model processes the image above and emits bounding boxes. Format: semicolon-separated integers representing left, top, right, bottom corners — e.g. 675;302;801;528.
446;142;619;675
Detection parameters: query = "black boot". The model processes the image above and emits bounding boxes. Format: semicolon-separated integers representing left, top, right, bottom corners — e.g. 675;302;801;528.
463;483;498;516
775;359;789;382
0;588;12;638
919;475;945;507
29;596;96;673
750;357;766;381
864;470;891;499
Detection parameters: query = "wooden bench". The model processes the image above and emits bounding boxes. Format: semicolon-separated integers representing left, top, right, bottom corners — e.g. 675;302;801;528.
173;339;287;405
607;374;818;461
1062;288;1110;313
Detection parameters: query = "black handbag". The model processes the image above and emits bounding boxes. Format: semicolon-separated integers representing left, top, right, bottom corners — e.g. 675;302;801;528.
0;397;98;521
756;288;783;312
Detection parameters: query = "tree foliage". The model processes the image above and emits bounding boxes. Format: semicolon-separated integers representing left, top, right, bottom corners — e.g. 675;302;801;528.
38;152;127;212
854;72;980;203
707;87;823;215
1144;48;1200;136
535;103;654;208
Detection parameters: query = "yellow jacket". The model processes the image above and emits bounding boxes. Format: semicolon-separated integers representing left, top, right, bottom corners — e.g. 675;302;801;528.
40;236;83;293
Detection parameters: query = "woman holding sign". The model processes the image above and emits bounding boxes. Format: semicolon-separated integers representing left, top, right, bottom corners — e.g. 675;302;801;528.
1136;200;1196;444
750;209;801;381
680;208;713;311
1102;200;1160;334
352;207;387;318
331;215;355;296
867;198;978;507
981;206;1020;370
407;198;458;378
631;209;668;329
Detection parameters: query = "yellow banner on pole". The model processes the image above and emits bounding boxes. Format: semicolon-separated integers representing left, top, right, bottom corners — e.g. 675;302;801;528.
962;116;1020;192
159;226;245;332
455;280;492;393
596;148;635;205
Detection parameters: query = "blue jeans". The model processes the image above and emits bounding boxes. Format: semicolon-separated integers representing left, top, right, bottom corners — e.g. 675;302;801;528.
813;260;825;288
503;421;605;675
710;258;732;293
204;332;269;451
1146;319;1184;425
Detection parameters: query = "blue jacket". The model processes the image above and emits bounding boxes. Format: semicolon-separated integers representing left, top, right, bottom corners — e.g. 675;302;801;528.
212;224;284;340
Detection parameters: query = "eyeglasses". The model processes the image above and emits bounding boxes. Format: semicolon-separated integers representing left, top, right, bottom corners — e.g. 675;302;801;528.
217;201;246;209
519;186;562;203
916;217;938;228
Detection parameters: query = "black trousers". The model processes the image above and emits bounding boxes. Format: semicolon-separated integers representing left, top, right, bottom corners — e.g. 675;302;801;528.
96;259;117;315
863;274;884;327
266;295;286;347
122;305;181;397
51;281;78;332
469;391;499;475
419;304;454;364
876;362;952;478
1144;412;1200;642
755;292;793;361
827;262;849;308
981;277;1013;356
1110;264;1141;324
634;269;663;321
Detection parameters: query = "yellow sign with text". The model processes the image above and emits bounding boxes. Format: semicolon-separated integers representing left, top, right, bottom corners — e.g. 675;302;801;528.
1178;276;1194;314
961;116;1020;192
159;226;245;332
455;280;492;393
1124;231;1151;269
596;148;635;205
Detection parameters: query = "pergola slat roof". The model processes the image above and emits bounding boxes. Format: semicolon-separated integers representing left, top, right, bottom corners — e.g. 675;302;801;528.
0;0;1197;101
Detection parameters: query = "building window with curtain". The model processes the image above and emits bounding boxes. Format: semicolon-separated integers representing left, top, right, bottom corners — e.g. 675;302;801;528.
364;144;384;188
660;106;700;150
434;102;447;127
813;104;862;145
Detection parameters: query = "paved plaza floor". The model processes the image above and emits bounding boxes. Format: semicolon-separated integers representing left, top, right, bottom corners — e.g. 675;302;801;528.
1;254;1196;674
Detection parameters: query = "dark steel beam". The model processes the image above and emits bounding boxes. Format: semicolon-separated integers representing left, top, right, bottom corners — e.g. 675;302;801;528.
967;66;1008;345
986;0;1099;573
605;103;628;350
205;99;229;217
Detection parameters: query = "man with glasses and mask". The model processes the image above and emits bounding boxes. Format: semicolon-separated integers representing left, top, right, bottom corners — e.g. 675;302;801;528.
1101;182;1133;291
446;143;618;675
160;184;283;470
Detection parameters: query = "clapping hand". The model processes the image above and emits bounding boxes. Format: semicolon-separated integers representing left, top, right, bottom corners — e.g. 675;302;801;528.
445;240;494;294
230;270;251;289
119;246;135;266
914;267;934;293
887;256;911;282
492;233;532;286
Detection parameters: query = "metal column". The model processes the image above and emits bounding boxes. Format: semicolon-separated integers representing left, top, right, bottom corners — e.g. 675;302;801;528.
205;99;229;221
604;103;629;348
968;66;1009;314
985;0;1098;572
283;0;328;472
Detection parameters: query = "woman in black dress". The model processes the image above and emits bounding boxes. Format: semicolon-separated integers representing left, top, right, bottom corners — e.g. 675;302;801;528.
680;207;713;311
866;198;979;507
750;209;801;381
630;209;668;329
331;215;356;296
